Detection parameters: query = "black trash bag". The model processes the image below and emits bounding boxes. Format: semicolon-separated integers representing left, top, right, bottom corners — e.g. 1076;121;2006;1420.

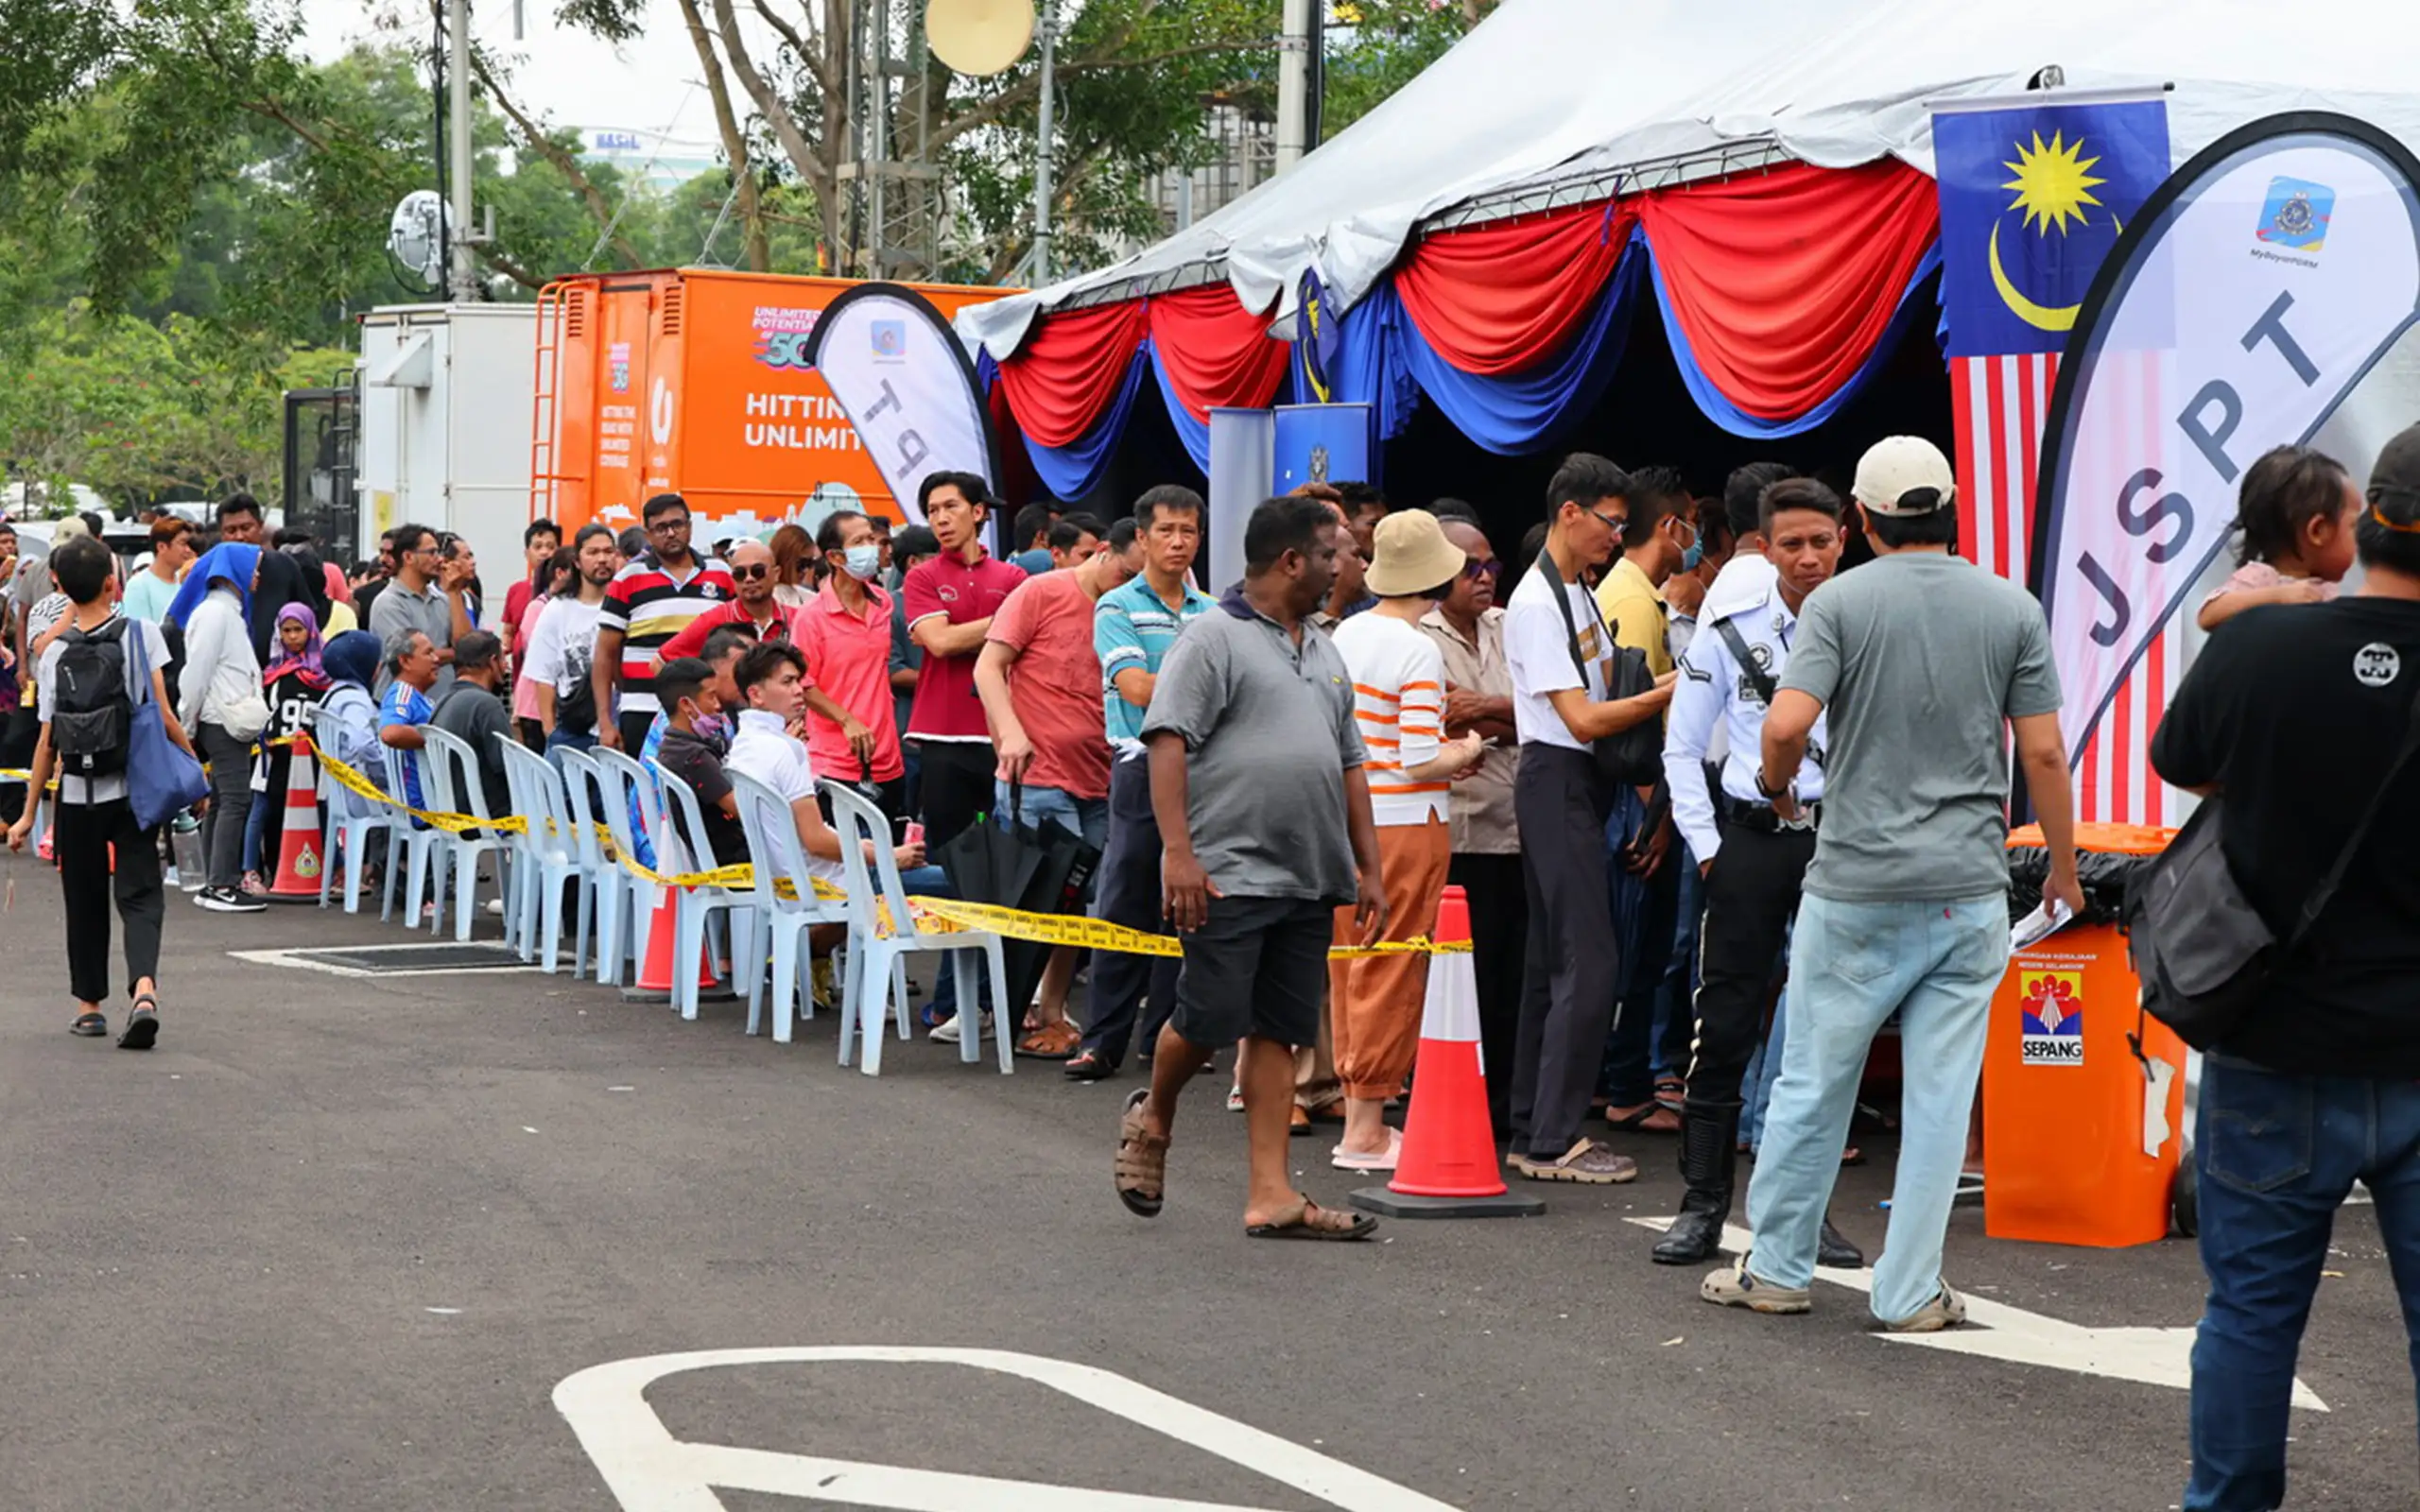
2006;847;2152;927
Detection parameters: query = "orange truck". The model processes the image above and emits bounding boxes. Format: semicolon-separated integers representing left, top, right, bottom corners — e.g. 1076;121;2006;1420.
528;269;1011;541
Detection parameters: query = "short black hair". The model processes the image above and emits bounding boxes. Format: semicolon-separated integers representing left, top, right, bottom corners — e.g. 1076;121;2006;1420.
78;510;108;541
1759;478;1843;536
51;534;113;605
1619;466;1688;551
542;543;578;587
1546;452;1629;523
616;525;648;558
441;533;475;560
216;492;263;524
654;656;713;710
573;523;617;554
735;639;805;695
1133;485;1203;527
893;524;940;566
700;625;756;665
453;629;503;671
641;492;689;524
1106;517;1140;553
1012;503;1056;548
1336;481;1387;520
1049;512;1107;551
1428;497;1480;524
1244;495;1335;572
917;471;990;516
525;518;562;547
272;526;316;548
1862;500;1959;549
390;522;437;555
814;509;870;557
1724;462;1798;539
2237;445;2351;567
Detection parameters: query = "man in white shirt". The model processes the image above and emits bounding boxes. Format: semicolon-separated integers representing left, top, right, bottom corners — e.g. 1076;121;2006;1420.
724;641;926;892
1651;477;1861;1270
1500;453;1674;1185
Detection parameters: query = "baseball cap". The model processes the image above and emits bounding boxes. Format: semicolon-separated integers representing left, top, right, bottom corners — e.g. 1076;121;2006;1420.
2368;421;2420;517
1853;436;1957;517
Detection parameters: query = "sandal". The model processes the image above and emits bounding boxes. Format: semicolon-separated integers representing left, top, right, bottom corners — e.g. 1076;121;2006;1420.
1114;1089;1168;1218
1014;1022;1080;1059
70;1010;109;1039
1063;1049;1117;1082
1605;1100;1682;1133
1246;1195;1378;1242
118;992;160;1052
1652;1075;1686;1113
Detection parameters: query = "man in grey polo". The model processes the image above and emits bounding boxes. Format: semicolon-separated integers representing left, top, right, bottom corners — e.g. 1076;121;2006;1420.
1112;494;1387;1243
368;522;475;700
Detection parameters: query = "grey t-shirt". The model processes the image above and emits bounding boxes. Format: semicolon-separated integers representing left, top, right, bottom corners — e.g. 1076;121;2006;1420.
1779;551;2062;903
1141;593;1368;902
367;579;458;702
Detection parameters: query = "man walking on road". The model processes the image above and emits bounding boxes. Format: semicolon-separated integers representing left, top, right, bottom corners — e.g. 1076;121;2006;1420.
592;492;735;753
1113;495;1385;1241
1651;477;1861;1270
1704;437;2080;1330
1066;488;1215;1083
2152;427;2420;1512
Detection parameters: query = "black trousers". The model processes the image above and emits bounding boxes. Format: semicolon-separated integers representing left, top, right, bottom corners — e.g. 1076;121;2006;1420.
1080;752;1181;1068
615;709;657;756
0;707;37;824
917;739;996;850
1685;821;1816;1107
56;797;164;1006
1450;850;1528;1136
1511;744;1619;1159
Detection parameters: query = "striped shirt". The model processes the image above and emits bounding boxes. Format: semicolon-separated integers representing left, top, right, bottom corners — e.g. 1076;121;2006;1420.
596;552;735;716
1331;611;1449;826
1095;572;1214;749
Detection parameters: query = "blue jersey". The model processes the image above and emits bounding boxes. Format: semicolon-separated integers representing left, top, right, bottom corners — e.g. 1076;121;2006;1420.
378;681;435;815
1094;574;1214;747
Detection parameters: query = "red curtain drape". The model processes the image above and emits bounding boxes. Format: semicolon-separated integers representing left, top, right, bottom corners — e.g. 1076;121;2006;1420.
1634;160;1939;421
1393;201;1639;376
1145;284;1289;421
993;301;1150;449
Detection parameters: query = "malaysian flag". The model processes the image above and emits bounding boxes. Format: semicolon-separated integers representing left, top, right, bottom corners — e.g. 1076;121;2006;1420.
1934;94;2175;827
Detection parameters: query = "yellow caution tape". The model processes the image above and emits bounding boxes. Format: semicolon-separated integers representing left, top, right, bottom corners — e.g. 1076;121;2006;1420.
317;747;529;835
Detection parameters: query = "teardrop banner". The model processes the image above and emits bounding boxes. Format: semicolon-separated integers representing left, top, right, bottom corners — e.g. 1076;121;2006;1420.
2031;112;2420;766
801;282;1006;526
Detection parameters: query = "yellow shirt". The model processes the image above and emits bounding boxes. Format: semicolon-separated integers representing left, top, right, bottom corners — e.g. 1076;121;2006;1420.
324;601;359;636
1593;556;1670;679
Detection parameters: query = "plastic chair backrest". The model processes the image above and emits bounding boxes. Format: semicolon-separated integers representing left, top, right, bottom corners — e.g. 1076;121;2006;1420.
498;739;571;861
648;758;712;877
381;744;422;822
552;747;610;870
419;725;484;823
823;781;925;943
727;767;813;917
590;746;662;857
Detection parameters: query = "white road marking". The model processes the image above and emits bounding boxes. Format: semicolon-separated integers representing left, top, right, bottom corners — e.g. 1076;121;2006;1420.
553;1346;1461;1512
1628;1217;2328;1411
227;947;540;980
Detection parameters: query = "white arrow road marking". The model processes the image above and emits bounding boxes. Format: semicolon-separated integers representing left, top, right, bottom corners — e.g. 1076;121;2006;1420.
1629;1217;2327;1412
553;1346;1462;1512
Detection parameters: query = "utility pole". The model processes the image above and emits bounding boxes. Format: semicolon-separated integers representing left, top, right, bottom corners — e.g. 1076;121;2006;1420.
1030;1;1057;284
447;0;479;301
1274;0;1311;175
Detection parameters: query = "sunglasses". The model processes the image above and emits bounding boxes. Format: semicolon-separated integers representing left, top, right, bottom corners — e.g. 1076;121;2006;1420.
1461;557;1502;580
731;562;772;580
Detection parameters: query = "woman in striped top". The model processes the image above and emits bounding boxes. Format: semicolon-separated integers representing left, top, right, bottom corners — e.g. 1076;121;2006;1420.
1327;511;1485;1172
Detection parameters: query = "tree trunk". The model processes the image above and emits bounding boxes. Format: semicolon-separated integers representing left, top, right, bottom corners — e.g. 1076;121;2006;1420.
677;0;770;270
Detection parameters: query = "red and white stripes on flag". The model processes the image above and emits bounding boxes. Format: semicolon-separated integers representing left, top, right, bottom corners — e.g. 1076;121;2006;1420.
1950;352;2184;828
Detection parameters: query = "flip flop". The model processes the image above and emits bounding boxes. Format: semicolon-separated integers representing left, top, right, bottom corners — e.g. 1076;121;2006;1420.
1246;1196;1378;1242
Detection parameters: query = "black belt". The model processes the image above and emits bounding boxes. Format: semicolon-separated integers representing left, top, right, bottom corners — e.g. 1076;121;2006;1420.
1717;792;1820;834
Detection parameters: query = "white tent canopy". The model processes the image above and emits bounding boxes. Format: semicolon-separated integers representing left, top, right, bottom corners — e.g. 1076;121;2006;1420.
959;0;2420;358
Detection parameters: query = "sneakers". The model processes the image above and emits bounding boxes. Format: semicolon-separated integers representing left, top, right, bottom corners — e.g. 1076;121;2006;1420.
1509;1137;1637;1184
1881;1283;1968;1333
927;1010;993;1044
196;885;267;914
1700;1258;1811;1314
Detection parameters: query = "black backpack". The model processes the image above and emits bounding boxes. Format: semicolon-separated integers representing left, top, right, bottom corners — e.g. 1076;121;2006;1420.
51;618;132;782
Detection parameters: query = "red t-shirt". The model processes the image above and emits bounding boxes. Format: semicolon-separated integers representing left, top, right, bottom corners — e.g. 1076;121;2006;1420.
986;570;1111;799
658;598;796;663
903;550;1025;743
793;580;905;782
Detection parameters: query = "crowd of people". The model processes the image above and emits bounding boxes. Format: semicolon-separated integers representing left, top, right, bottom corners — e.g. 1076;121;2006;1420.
8;419;2420;1508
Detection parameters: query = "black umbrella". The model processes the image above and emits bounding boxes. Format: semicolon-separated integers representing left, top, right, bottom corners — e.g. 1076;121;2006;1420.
933;782;1102;1020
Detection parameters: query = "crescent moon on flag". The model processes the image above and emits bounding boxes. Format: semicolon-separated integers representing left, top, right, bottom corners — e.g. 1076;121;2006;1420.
1988;222;2078;333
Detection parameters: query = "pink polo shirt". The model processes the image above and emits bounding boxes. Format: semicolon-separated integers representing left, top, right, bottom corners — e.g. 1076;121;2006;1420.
794;578;906;782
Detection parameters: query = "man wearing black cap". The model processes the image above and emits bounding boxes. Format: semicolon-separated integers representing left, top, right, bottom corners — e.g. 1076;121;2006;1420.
1703;436;2080;1333
2151;423;2420;1512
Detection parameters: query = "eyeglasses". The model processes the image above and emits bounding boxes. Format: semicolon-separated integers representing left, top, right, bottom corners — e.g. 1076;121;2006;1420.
1461;557;1502;580
648;517;691;533
731;562;772;580
1587;508;1628;533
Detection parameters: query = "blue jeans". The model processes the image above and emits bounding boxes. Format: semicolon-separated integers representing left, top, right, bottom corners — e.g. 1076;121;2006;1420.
994;779;1108;851
1743;893;2006;1322
2187;1057;2420;1511
1599;787;1680;1107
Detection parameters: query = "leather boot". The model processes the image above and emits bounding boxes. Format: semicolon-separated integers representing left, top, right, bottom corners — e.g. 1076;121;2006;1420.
1817;1215;1865;1269
1651;1098;1742;1265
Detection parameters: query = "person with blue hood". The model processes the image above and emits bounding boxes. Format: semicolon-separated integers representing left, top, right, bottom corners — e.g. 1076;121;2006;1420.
168;543;266;913
314;629;387;896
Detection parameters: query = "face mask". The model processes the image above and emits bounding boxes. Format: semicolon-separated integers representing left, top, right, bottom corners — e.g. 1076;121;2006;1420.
843;544;882;579
1680;540;1703;574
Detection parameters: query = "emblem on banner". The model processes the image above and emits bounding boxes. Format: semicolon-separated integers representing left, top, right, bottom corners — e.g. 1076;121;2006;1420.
871;319;907;360
1309;443;1330;482
2256;176;2335;253
2019;970;2085;1066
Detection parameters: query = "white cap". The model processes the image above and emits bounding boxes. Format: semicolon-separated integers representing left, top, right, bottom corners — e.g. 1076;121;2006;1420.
1853;436;1957;517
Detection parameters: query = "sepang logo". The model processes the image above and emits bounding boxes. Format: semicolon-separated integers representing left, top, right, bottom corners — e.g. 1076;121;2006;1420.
2019;970;2084;1067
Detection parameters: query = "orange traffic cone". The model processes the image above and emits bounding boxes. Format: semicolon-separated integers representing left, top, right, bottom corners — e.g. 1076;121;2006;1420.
622;884;717;1002
1349;886;1544;1219
268;735;325;902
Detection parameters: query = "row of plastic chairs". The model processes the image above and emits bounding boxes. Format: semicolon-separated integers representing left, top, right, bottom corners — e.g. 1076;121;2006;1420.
308;712;1012;1076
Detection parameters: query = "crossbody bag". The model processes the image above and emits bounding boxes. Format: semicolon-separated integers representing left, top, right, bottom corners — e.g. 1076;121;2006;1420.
1537;551;1661;787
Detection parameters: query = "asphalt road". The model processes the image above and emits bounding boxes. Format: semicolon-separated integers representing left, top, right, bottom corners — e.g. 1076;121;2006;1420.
2;868;2413;1511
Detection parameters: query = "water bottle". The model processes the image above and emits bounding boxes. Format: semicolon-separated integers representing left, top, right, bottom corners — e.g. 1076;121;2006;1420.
170;814;204;891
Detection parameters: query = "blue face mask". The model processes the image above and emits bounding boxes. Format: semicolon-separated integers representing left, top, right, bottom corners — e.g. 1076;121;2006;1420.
842;543;882;579
1680;540;1703;574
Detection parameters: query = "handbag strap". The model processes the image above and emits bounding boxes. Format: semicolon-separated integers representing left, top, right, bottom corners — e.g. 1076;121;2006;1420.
2285;669;2420;950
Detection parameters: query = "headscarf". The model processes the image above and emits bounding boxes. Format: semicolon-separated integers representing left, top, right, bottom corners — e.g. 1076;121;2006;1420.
323;559;353;606
250;548;317;663
262;602;328;691
320;629;380;692
164;541;261;631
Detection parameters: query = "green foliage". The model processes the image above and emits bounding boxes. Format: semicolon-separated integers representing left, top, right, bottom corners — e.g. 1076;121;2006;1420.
1322;0;1496;138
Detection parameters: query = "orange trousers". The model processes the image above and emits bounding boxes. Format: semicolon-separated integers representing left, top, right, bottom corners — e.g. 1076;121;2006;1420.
1330;816;1451;1103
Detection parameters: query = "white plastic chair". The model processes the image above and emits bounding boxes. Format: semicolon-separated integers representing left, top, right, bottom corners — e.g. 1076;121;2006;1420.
556;747;642;986
420;724;512;943
649;759;761;1024
499;739;593;974
380;743;447;930
311;707;395;914
825;781;1011;1076
587;746;668;987
727;768;853;1043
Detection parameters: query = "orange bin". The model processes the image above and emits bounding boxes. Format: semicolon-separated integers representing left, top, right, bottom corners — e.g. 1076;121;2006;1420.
1981;824;2187;1248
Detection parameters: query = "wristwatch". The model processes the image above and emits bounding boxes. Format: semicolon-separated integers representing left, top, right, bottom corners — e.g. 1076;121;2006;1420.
1754;767;1790;801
